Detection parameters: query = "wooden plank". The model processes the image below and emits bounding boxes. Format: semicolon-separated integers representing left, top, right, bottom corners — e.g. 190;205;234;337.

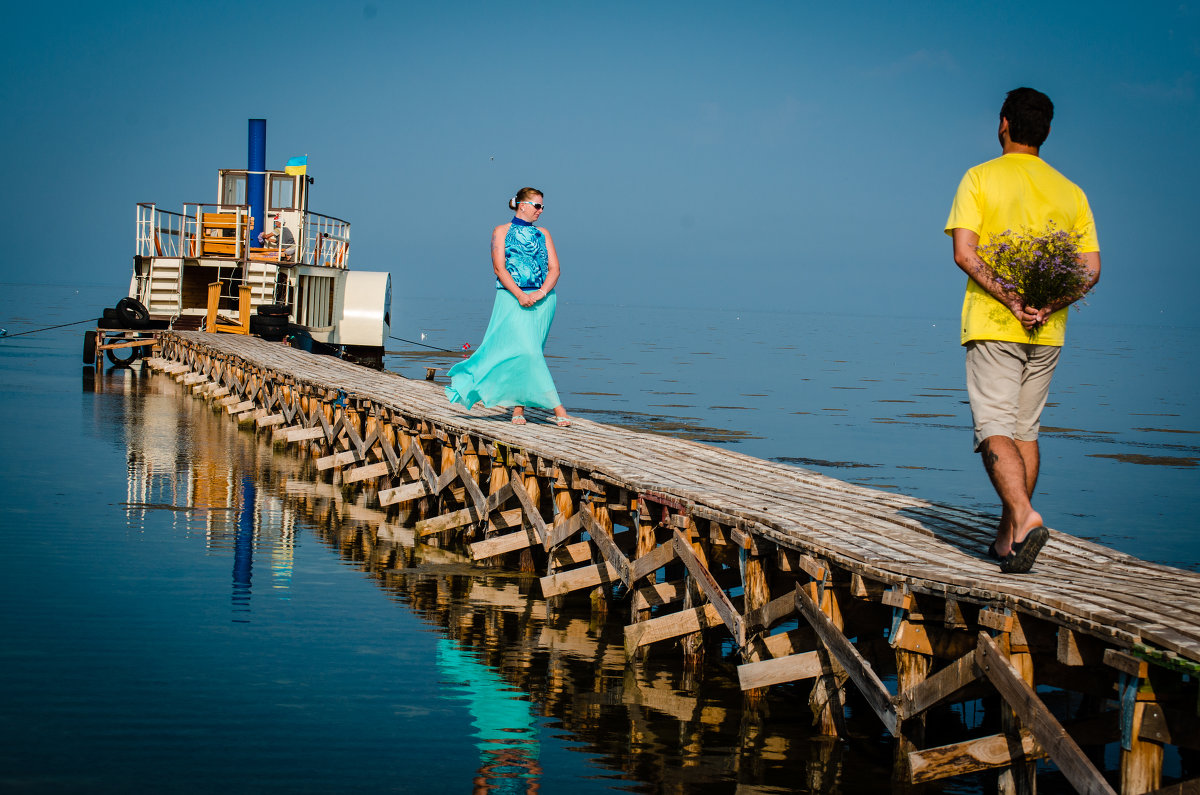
623;603;724;655
549;540;593;569
582;506;631;587
979;608;1014;633
757;626;816;659
539;561;621;598
343;462;390;485
895;648;981;721
416;481;513;537
672;530;744;647
1104;648;1148;678
255;413;285;428
409;443;438;493
544;512;584;550
882;586;913;610
631;581;685;612
487;507;524;533
455;454;487;513
909;729;1045;784
316;449;363;471
285;427;325;442
795;584;898;736
629;540;678;583
737;651;824;690
509;475;547;545
975;632;1117;795
744;590;798;634
377;480;430;507
470;523;540;560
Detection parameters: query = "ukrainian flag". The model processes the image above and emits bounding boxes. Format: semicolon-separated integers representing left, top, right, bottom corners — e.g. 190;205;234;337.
285;155;307;176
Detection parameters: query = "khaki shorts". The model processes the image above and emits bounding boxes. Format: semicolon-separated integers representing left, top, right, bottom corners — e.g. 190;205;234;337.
965;340;1061;452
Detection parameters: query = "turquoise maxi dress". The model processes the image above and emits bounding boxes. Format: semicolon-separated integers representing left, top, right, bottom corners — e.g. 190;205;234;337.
445;219;562;410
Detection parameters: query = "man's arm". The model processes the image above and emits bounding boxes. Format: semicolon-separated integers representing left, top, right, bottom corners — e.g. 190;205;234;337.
1034;251;1101;323
951;228;1041;331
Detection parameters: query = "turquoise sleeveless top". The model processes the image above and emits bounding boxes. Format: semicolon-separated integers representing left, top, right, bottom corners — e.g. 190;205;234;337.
495;220;548;290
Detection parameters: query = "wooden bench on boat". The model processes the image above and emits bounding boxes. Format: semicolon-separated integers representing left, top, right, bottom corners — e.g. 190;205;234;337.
200;212;253;257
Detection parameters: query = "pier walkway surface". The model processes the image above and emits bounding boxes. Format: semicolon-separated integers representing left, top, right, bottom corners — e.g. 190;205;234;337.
151;330;1200;794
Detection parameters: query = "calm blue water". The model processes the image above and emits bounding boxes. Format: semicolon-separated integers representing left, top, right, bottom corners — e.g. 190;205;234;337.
396;291;1200;569
0;281;1196;793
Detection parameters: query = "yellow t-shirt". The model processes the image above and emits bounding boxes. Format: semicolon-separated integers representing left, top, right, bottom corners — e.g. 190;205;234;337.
945;153;1099;346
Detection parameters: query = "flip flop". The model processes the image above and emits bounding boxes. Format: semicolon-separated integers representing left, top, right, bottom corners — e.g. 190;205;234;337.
1000;526;1049;573
511;414;526;425
553;415;571;428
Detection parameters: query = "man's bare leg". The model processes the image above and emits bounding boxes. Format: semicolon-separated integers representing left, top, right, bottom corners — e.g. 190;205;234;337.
981;435;1044;556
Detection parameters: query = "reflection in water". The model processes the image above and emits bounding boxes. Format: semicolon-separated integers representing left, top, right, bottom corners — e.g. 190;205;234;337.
233;477;255;620
94;366;299;620
437;637;542;794
92;365;1070;793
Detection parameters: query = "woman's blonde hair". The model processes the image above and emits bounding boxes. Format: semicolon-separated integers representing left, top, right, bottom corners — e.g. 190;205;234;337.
508;186;543;211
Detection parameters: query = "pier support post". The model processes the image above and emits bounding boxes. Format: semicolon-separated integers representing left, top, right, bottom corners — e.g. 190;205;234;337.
519;467;541;573
811;582;846;737
680;516;708;676
997;648;1036;795
588;494;614;622
894;642;933;791
1120;701;1163;795
742;549;771;708
547;481;576;612
633;500;656;625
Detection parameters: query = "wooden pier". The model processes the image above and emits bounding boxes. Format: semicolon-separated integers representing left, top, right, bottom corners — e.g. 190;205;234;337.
148;331;1200;794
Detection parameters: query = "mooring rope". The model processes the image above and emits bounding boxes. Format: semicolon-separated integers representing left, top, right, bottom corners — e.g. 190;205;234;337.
388;334;466;355
0;317;97;340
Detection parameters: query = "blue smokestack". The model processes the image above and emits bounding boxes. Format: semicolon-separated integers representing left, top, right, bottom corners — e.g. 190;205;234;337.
248;119;266;248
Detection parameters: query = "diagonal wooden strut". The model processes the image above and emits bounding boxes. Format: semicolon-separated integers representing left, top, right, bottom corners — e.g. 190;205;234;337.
975;632;1116;795
795;584;898;736
672;530;745;647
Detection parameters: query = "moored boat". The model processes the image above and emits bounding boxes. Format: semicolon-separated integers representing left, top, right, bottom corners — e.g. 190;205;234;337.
85;119;392;369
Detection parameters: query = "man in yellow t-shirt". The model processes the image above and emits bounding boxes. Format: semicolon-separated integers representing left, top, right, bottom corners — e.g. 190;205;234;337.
944;87;1101;574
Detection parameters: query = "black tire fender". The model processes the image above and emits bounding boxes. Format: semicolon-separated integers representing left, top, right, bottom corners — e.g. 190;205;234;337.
106;343;150;367
115;297;150;329
256;303;291;318
82;330;97;365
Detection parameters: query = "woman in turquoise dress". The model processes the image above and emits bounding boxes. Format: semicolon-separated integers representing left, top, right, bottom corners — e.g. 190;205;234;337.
445;187;571;427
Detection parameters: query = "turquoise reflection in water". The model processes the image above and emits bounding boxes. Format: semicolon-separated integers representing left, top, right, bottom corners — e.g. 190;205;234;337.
436;637;541;794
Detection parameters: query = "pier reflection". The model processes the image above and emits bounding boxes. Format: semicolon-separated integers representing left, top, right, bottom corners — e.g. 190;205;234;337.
95;366;904;793
90;365;298;620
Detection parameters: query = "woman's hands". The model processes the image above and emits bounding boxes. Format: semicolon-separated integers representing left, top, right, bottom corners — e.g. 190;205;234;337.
516;289;545;308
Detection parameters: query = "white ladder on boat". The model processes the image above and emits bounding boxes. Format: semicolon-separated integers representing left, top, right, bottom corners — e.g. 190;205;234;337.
145;258;182;316
246;261;278;306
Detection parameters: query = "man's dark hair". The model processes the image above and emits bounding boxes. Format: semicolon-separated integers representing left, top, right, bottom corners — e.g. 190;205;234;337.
1001;87;1054;148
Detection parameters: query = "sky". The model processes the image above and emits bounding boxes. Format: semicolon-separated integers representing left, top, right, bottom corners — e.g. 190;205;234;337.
2;0;1197;327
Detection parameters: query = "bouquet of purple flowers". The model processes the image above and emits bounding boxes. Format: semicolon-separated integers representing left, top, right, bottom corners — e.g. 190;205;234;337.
977;223;1090;320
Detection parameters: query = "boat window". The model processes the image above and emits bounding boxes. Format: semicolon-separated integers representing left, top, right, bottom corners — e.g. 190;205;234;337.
269;175;296;210
222;174;247;206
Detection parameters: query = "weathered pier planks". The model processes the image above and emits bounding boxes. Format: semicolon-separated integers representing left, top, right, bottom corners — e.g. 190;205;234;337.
146;331;1200;793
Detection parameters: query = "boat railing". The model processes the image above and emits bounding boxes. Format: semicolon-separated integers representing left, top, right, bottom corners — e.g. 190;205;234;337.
136;203;186;258
302;212;351;269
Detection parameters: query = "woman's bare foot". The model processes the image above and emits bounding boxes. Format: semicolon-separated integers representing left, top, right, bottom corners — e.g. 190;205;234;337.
511;408;526;425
